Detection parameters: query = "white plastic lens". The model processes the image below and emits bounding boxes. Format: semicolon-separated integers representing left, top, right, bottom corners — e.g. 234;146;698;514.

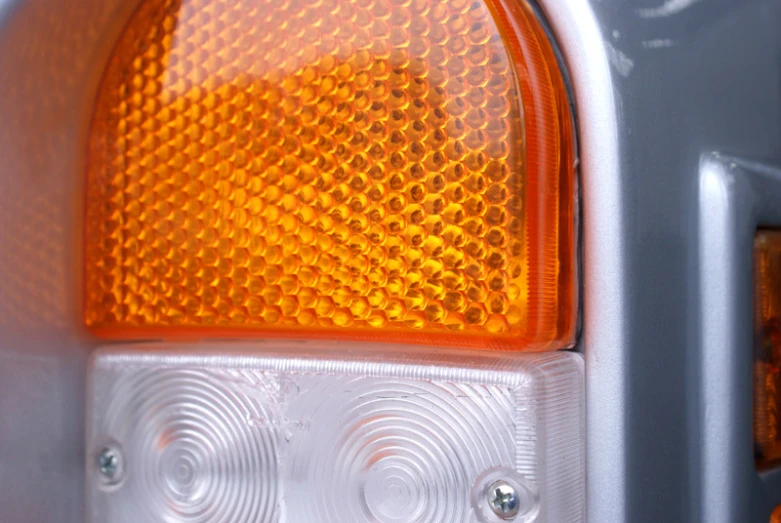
87;343;584;523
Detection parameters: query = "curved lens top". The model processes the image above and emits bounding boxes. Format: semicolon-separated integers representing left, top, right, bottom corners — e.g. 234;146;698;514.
85;0;575;350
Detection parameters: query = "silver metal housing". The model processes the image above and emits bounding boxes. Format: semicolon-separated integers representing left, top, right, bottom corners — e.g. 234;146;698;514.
1;0;781;521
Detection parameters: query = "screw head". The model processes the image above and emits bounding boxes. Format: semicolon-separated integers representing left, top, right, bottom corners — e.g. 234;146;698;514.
488;480;520;519
98;448;119;479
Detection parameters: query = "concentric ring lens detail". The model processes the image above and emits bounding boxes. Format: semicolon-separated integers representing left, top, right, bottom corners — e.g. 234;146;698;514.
94;368;282;523
285;378;515;521
87;346;585;523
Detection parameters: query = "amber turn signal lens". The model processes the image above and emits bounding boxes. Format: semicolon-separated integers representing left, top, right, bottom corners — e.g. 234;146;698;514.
85;0;575;350
754;231;781;467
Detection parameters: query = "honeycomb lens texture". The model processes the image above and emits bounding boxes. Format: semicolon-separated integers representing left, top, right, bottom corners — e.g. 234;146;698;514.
85;0;575;349
754;231;781;469
87;343;585;522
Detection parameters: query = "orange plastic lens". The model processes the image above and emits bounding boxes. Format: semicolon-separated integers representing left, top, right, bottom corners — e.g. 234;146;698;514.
85;0;575;349
754;231;781;467
772;505;781;523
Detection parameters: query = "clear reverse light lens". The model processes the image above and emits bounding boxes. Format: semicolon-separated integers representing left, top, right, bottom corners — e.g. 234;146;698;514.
87;343;584;522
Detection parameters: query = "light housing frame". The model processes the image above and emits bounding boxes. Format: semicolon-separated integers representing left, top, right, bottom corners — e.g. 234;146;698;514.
699;153;781;522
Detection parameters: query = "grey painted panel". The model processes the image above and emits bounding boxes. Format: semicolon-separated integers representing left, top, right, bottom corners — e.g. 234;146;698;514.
541;0;781;521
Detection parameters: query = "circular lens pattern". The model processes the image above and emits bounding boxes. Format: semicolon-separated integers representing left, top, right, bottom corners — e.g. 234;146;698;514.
97;368;281;523
285;377;516;522
87;353;584;522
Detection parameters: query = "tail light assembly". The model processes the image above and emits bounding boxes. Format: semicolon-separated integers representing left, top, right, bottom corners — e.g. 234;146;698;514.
83;0;583;520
